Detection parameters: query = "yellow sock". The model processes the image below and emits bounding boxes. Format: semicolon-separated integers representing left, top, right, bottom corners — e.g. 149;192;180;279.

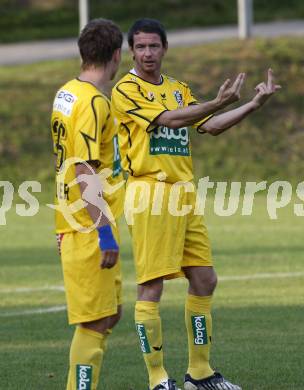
135;301;168;389
185;294;214;380
66;326;108;390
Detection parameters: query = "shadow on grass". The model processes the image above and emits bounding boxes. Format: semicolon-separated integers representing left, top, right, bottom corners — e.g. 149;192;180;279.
1;304;303;390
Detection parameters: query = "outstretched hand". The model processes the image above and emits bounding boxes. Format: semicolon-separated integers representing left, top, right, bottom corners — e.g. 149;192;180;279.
215;73;246;108
252;68;281;108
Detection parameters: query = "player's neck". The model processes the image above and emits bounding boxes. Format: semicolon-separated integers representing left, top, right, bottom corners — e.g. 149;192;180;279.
134;67;162;84
78;67;110;92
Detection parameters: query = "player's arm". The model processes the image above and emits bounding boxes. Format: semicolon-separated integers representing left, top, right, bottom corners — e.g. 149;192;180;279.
74;96;118;269
199;69;281;136
75;161;109;228
75;161;119;269
153;73;246;129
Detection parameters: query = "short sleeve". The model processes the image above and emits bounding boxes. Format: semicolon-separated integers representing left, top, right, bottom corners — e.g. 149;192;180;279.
183;83;213;133
73;95;109;163
112;81;168;132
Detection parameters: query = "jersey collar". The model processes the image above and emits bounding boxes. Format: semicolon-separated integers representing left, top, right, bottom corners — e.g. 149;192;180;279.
129;68;164;86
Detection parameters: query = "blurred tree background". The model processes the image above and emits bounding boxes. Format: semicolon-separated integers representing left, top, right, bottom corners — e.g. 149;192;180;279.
1;0;304;43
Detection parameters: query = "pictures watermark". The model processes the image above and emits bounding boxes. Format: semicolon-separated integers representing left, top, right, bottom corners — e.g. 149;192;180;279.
0;180;41;225
1;158;304;229
124;176;304;224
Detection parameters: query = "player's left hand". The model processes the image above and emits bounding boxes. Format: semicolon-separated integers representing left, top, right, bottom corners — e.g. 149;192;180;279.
97;224;119;269
101;249;119;269
252;68;281;108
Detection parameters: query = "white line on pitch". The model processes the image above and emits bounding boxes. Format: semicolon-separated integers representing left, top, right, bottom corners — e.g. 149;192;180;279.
220;271;304;281
0;305;66;317
1;271;304;295
0;285;65;293
166;271;304;284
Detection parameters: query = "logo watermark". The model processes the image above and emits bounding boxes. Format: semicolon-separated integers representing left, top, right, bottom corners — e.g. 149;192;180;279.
47;157;124;232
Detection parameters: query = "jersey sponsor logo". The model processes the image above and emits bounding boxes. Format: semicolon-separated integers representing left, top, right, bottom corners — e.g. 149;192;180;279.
173;90;183;107
191;315;208;345
76;364;92;390
136;323;151;353
57;91;76;103
113;135;122;177
53;89;77;117
150;126;190;156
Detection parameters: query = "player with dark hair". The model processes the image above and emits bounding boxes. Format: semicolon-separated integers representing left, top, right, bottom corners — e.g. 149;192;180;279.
112;18;280;390
128;18;168;48
51;18;124;390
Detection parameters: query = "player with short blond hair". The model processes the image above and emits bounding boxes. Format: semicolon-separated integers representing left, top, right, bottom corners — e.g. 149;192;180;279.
51;18;124;390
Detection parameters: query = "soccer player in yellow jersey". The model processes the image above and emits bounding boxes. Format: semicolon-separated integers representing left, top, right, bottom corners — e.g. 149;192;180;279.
112;18;281;390
51;19;124;390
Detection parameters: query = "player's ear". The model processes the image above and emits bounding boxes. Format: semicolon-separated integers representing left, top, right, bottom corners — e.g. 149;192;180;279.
113;48;121;63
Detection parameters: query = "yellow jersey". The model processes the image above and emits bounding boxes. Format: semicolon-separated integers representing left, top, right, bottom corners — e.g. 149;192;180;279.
51;78;124;233
111;70;211;183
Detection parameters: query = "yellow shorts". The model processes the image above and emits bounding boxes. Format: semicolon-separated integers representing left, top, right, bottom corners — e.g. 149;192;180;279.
125;178;212;284
59;225;122;325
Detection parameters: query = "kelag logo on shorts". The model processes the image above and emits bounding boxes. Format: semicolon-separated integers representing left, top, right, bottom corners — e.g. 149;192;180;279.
150;126;190;156
136;323;151;353
76;364;92;390
192;315;208;345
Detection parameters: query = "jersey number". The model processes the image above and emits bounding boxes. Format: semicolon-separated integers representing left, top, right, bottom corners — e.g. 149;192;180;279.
52;119;67;172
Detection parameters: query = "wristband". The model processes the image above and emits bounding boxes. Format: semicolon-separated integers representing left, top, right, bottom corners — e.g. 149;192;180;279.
97;225;119;251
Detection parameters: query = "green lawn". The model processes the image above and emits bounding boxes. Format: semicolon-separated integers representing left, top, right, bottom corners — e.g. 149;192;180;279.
0;194;303;389
2;0;304;43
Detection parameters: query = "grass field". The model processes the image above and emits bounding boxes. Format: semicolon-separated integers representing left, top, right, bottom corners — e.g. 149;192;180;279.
1;194;303;390
2;0;304;43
